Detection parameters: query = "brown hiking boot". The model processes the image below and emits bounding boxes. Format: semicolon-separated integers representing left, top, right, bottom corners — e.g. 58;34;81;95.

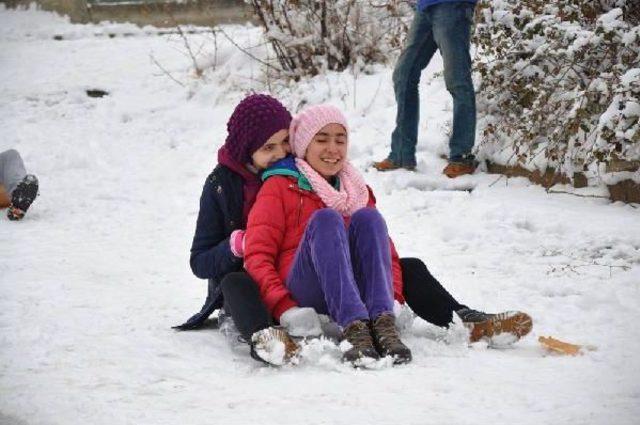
372;158;416;172
371;314;412;364
341;320;379;364
442;162;475;178
458;309;533;345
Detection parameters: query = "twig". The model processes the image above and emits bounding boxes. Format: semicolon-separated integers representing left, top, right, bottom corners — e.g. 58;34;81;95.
150;54;185;87
216;27;280;72
165;8;203;77
546;189;610;199
362;75;384;115
488;174;506;187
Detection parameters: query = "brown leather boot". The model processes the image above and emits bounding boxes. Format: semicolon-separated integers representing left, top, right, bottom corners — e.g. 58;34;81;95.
372;158;416;172
457;309;533;345
371;314;412;364
342;320;379;364
442;162;475;178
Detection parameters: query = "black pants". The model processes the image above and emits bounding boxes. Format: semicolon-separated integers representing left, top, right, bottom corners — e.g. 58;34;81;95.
220;259;466;341
401;258;467;327
220;272;272;341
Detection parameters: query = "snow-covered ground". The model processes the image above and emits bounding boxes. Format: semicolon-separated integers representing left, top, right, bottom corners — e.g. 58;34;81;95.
1;6;639;425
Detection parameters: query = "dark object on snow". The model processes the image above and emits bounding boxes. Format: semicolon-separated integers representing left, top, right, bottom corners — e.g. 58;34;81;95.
86;89;109;98
7;174;38;221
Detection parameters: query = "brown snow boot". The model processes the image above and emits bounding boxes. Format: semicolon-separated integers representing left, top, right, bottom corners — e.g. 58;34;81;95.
442;162;475;178
371;313;412;364
372;158;416;172
342;320;379;364
457;309;533;344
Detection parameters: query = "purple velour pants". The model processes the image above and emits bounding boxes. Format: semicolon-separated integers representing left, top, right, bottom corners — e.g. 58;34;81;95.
286;207;395;328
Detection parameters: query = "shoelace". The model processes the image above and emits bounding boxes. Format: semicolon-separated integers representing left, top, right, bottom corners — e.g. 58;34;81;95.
457;308;493;323
346;322;374;348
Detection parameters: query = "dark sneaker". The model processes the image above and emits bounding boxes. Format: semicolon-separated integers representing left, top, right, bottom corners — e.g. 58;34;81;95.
457;308;533;345
371;313;412;364
341;320;379;364
372;158;416;172
442;162;475;178
250;326;300;366
7;174;39;221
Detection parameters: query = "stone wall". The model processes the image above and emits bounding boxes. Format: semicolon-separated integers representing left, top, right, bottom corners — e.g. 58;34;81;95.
2;0;252;26
485;160;640;204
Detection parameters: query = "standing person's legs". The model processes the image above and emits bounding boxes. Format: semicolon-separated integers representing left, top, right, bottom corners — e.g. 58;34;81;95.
220;272;272;342
387;11;438;168
348;208;395;319
286;209;369;328
0;149;27;195
431;2;476;163
400;257;466;327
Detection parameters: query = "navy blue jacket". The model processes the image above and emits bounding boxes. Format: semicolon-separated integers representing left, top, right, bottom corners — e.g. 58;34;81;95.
174;165;244;330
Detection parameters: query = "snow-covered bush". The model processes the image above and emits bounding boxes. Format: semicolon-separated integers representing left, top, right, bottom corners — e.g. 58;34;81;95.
474;0;640;183
247;0;413;79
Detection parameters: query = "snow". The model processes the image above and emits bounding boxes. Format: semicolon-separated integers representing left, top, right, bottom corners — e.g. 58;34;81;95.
1;6;640;425
597;8;625;31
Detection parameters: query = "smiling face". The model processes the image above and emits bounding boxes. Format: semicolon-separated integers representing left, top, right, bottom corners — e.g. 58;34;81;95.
250;129;290;171
304;123;348;179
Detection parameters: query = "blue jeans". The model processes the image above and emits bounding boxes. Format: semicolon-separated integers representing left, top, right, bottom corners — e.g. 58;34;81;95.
286;208;394;328
388;2;476;167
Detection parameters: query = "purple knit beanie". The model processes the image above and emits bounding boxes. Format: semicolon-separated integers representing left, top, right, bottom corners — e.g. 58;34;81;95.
289;104;349;158
224;94;292;164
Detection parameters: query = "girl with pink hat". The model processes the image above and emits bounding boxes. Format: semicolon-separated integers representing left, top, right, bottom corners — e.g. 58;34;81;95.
244;104;412;365
245;104;533;366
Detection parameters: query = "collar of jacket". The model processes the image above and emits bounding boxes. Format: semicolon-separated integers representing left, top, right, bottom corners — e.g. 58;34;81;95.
262;155;340;191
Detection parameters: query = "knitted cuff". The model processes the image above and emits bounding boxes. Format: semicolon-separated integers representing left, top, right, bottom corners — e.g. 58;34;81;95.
229;229;246;258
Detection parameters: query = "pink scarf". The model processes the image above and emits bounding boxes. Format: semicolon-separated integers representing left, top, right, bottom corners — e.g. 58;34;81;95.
295;157;369;216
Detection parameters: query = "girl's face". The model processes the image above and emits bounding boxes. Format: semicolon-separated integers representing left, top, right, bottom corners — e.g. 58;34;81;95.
251;129;290;170
304;123;348;179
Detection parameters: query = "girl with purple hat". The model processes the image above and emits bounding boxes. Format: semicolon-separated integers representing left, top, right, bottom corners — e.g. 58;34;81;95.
174;93;300;366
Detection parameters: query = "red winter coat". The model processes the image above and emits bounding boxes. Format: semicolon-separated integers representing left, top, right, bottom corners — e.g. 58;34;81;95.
244;175;405;321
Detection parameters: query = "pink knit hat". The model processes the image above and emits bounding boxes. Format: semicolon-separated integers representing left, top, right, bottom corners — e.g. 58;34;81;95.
289;104;349;158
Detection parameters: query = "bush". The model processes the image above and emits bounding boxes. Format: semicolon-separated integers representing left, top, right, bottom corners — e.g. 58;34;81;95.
247;0;413;79
474;0;640;183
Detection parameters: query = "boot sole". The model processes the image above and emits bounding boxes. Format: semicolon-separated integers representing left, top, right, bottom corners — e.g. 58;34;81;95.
443;167;475;178
8;175;38;220
466;311;533;343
